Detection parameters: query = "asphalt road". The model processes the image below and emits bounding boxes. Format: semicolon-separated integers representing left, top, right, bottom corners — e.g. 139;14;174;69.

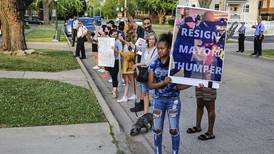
82;42;274;154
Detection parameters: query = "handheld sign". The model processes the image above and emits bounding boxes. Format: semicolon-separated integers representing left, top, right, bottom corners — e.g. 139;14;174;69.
169;6;228;89
98;37;115;67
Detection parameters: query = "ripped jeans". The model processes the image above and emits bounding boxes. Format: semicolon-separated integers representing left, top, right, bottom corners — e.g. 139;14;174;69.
153;97;181;154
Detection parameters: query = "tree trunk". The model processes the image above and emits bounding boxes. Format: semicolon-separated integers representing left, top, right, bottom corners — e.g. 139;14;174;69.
0;0;27;51
157;10;166;24
43;0;53;24
43;2;50;24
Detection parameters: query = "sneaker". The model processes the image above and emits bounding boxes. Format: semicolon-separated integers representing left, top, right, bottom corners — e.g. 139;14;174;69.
108;79;113;83
98;69;106;73
128;94;137;100
135;100;144;107
117;96;128;103
130;105;144;112
92;65;100;70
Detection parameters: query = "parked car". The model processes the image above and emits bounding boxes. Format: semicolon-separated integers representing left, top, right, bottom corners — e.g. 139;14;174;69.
64;19;73;36
78;17;96;33
65;17;96;37
93;16;102;26
24;18;44;24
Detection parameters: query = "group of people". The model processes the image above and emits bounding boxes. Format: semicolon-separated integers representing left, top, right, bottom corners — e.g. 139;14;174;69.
237;17;265;57
81;13;218;154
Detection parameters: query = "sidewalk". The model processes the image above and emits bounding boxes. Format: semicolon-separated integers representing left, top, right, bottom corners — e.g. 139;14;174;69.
0;123;116;154
0;69;89;88
0;42;118;154
79;41;274;154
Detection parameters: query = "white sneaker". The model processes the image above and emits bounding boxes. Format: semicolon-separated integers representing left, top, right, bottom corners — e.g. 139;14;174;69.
108;79;112;83
117;96;128;103
98;69;105;73
128;94;137;100
92;65;100;70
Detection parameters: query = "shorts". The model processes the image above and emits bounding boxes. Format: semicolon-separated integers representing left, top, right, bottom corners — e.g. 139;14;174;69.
195;87;217;101
141;83;155;97
141;82;150;93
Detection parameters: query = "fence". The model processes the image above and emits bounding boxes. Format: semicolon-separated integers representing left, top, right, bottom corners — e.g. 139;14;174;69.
228;21;274;36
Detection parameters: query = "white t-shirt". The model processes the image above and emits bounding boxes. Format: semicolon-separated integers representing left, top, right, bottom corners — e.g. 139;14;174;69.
141;47;158;67
77;26;87;38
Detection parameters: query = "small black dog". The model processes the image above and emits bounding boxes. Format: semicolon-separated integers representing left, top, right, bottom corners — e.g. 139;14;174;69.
130;113;153;136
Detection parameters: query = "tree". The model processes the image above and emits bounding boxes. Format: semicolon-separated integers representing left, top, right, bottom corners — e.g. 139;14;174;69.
0;0;34;51
147;0;177;24
43;0;53;24
102;0;120;19
57;0;85;18
198;0;212;8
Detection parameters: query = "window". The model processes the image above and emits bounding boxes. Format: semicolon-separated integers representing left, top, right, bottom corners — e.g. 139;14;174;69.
231;7;238;11
215;4;220;10
272;0;274;7
244;4;250;12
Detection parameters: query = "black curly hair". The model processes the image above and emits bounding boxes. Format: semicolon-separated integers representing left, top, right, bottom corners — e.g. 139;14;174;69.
158;32;173;49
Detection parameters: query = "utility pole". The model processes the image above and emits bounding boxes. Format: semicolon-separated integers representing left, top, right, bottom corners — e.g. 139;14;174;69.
124;0;127;17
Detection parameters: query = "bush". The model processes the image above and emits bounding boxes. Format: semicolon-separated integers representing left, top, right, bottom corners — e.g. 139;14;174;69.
168;19;175;26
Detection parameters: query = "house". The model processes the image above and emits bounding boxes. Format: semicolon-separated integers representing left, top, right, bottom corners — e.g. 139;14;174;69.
181;0;261;22
259;0;274;20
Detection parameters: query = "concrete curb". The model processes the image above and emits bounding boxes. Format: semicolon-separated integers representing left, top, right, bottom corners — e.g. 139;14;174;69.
76;57;121;134
64;32;121;135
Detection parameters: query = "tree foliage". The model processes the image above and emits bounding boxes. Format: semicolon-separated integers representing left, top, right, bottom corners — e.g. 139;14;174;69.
56;0;86;17
147;0;177;24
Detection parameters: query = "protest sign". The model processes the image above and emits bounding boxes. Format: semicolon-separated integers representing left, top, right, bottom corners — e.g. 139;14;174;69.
135;38;147;56
98;37;115;67
169;6;228;89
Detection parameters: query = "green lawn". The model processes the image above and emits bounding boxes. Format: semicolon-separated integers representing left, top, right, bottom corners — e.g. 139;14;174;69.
226;40;238;43
153;24;174;37
26;25;66;42
0;78;105;128
262;49;274;58
0;49;79;72
242;49;274;59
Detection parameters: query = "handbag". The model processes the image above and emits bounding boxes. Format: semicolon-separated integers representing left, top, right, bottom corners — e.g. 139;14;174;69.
136;66;149;83
135;48;156;83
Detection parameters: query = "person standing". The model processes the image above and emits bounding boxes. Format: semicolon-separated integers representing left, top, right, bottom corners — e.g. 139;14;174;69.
130;33;158;113
75;21;87;59
143;18;155;38
252;17;265;57
237;22;246;53
186;86;217;141
148;33;190;154
72;16;79;47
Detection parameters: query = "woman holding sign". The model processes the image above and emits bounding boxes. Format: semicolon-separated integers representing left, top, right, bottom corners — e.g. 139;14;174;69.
148;33;190;154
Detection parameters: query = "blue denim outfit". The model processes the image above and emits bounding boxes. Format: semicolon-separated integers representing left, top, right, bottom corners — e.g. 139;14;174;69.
149;58;181;154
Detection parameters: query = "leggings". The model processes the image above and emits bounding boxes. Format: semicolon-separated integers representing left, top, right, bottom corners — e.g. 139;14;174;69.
153;97;181;154
108;60;119;87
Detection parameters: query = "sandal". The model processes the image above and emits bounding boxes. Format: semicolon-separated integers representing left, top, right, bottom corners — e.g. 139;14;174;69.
186;127;202;134
198;132;215;141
